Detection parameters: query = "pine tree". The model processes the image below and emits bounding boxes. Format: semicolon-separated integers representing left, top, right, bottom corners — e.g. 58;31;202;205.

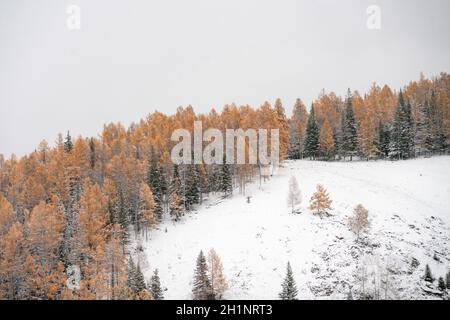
279;262;298;300
309;184;332;218
127;258;147;296
288;121;300;159
304;104;320;159
147;148;163;220
197;164;209;204
390;103;402;159
424;264;434;282
429;91;447;153
219;156;232;197
59;166;82;268
333;124;343;160
171;164;183;199
400;101;414;158
185;164;200;209
342;90;358;160
192;250;213;300
378;122;390;158
437;277;446;291
127;258;137;293
287;176;302;213
415;100;433;156
169;165;185;221
135;264;147;293
149;269;164;300
390;91;414;159
64;131;73;153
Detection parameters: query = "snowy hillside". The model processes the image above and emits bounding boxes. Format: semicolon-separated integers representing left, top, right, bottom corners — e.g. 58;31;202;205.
133;157;450;300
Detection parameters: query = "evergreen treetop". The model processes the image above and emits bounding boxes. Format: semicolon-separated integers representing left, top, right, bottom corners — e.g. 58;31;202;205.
64;131;73;153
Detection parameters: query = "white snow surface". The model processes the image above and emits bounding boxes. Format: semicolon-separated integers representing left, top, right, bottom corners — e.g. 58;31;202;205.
132;157;450;300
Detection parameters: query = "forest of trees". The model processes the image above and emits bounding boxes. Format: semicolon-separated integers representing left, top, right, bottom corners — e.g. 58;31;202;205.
295;73;449;160
0;73;448;299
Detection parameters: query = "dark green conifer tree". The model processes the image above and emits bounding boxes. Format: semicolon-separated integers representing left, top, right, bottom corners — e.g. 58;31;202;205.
147;148;163;220
378;122;390;158
64;131;73;153
185;164;200;209
279;262;298;300
149;269;164;300
192;250;213;300
342;90;358;160
424;264;434;282
219;156;232;197
437;276;446;291
304;104;320;159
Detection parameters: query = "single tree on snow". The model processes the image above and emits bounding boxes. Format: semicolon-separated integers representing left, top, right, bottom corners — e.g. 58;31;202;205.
424;264;434;282
309;184;332;218
438;277;446;291
192;250;213;300
348;204;370;240
207;248;228;299
287;176;302;213
149;269;164;300
279;262;298;300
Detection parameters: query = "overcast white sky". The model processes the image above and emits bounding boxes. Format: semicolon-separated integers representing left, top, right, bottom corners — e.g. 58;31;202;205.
1;0;449;158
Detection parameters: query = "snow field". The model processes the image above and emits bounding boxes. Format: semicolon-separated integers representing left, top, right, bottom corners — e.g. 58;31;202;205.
133;157;450;299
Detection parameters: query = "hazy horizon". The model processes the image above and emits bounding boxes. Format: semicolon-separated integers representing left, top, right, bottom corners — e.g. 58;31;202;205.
1;0;450;158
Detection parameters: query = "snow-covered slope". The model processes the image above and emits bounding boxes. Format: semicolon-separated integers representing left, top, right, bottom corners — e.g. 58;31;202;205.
133;157;450;299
